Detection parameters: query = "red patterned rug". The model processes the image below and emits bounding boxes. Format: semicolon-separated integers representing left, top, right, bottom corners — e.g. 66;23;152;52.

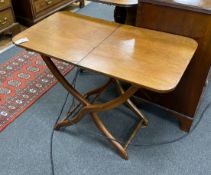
0;49;74;132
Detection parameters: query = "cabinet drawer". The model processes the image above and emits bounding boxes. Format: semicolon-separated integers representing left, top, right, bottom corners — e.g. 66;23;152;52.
33;0;64;14
0;0;11;10
0;8;14;30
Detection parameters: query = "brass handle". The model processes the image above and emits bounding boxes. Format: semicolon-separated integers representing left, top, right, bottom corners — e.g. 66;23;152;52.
45;0;53;5
0;17;8;25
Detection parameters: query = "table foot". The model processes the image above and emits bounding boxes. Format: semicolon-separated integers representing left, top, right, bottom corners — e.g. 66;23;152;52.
54;118;71;130
91;112;128;160
124;118;144;150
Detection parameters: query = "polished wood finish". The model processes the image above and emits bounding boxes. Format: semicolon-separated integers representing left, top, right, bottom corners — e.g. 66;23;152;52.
13;12;197;92
0;0;20;36
12;0;83;26
13;12;119;63
136;0;211;131
12;12;197;159
79;25;197;92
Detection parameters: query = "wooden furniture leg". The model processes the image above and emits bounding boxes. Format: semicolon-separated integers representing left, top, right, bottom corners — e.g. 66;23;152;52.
55;85;139;128
115;80;148;127
41;55;148;159
114;6;137;25
79;0;85;8
56;78;114;126
114;6;127;24
91;112;128;159
42;56;89;105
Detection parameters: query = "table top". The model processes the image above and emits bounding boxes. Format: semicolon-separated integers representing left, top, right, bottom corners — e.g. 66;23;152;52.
88;0;138;7
142;0;211;14
13;12;197;92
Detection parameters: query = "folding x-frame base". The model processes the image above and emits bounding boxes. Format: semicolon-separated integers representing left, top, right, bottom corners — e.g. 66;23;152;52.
42;55;148;160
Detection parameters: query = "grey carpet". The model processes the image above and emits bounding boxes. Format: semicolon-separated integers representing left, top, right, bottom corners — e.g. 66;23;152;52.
0;3;211;175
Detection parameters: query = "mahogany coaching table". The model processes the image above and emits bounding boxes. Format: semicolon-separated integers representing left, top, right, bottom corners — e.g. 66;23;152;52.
13;12;197;159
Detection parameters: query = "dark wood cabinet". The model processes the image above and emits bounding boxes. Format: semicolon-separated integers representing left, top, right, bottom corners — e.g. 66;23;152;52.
12;0;84;26
135;0;211;132
0;0;20;36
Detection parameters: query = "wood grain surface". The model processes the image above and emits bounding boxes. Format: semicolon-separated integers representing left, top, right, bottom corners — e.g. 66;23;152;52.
13;12;119;63
13;11;197;92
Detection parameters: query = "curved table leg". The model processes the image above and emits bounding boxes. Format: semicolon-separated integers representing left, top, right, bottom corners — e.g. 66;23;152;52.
42;55;88;106
54;84;144;160
41;55;148;160
55;85;139;129
64;78;114;121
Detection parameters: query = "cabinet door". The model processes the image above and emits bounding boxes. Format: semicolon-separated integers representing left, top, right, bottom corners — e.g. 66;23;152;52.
33;0;65;14
0;8;14;31
0;0;11;11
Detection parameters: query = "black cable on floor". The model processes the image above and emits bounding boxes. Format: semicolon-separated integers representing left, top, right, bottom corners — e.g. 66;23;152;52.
50;92;69;175
50;68;80;175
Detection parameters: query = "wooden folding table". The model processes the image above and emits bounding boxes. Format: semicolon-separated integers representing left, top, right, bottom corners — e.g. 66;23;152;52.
12;12;197;159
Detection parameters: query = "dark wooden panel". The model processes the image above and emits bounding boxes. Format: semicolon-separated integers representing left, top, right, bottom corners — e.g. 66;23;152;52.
135;2;211;131
0;8;14;30
0;0;20;36
12;0;81;26
33;0;65;14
